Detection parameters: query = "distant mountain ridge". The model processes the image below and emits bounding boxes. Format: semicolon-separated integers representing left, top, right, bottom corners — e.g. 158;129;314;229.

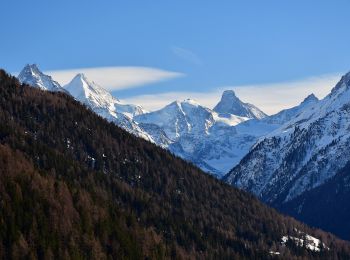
18;64;271;176
134;94;265;176
18;65;153;141
17;64;316;177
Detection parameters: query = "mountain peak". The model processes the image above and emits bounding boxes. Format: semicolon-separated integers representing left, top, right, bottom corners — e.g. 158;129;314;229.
222;89;238;99
64;73;146;118
301;93;318;105
71;73;90;84
75;72;87;80
213;90;266;119
22;64;40;74
18;64;65;92
64;73;111;102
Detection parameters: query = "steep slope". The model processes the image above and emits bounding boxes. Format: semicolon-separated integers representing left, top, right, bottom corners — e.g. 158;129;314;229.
213;90;267;119
225;71;350;207
280;161;350;241
18;64;66;92
1;69;349;258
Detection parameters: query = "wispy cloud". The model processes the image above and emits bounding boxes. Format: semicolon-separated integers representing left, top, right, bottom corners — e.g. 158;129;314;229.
45;66;185;91
123;73;342;114
171;46;202;65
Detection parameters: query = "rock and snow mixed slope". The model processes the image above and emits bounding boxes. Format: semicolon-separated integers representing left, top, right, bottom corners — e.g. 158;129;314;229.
225;71;350;206
18;64;66;92
135;93;266;176
201;93;319;176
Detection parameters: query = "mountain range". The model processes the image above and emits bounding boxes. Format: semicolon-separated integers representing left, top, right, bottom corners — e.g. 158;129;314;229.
17;64;350;241
3;68;349;258
18;64;310;177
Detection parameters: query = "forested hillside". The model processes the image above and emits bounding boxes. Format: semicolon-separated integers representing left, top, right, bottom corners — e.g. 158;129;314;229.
0;70;349;259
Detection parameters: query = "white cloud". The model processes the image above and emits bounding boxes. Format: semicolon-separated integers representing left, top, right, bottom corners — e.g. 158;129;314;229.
45;66;184;91
171;46;202;65
123;73;342;115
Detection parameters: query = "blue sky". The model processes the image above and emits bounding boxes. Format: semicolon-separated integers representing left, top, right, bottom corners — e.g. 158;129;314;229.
1;1;350;113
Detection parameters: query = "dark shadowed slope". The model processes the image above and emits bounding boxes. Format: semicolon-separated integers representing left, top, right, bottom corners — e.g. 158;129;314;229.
280;161;350;241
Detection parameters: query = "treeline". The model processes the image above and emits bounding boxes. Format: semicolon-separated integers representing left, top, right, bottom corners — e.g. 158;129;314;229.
0;69;349;259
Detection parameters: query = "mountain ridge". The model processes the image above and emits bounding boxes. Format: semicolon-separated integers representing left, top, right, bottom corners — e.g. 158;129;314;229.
225;70;350;206
16;64;317;177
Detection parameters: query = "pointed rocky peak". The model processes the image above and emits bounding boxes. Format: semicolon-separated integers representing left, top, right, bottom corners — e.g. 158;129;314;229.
65;73;147;118
214;90;267;119
214;90;241;113
20;64;41;76
300;93;318;105
18;64;65;92
68;73;97;91
72;73;88;82
163;100;182;110
222;89;240;100
65;73;114;100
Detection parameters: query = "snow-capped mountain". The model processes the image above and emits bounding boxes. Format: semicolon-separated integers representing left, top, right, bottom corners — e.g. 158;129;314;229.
17;64;152;141
65;73;146;119
136;98;247;141
135;94;270;176
192;93;319;176
213;90;267;119
18;64;323;178
64;73;151;140
224;71;350;206
135;90;318;177
18;64;66;92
